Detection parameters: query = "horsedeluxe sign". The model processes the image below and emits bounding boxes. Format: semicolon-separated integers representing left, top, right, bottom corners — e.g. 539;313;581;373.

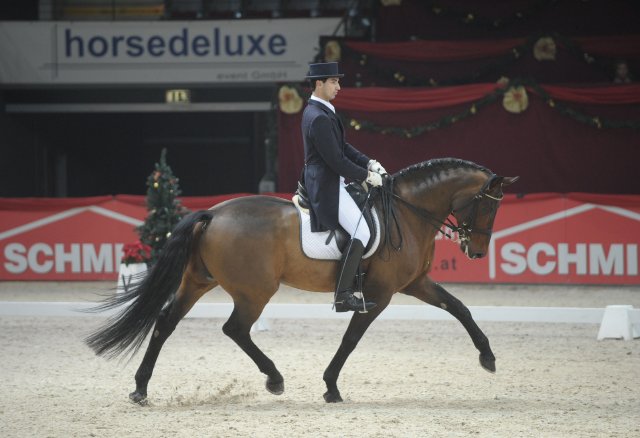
0;19;341;84
0;194;638;284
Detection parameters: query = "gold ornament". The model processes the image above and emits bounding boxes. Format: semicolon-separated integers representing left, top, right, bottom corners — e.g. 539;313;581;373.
324;40;341;62
593;117;602;129
533;37;556;61
548;99;555;107
393;72;405;83
153;182;159;189
496;76;510;87
278;86;303;115
502;86;529;113
166;232;172;238
470;105;477;114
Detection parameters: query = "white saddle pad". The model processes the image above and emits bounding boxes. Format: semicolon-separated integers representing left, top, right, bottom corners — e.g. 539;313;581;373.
293;196;381;261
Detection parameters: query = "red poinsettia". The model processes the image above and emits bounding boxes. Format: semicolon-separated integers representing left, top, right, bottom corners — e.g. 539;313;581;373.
121;241;152;265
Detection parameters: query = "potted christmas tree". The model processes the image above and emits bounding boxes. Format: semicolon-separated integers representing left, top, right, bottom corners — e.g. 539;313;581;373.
136;148;189;265
118;149;188;292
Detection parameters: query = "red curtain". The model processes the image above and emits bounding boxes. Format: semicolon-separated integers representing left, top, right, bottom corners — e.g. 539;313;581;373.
277;84;639;195
329;83;640;111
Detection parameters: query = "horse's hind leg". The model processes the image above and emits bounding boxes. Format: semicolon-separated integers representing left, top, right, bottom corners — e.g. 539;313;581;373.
129;277;214;404
222;297;284;395
402;276;496;373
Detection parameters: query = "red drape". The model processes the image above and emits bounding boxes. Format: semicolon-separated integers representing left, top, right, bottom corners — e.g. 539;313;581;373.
330;83;640;112
278;84;639;195
332;84;500;112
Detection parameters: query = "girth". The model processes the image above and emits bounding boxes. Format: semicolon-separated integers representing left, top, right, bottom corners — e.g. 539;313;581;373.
295;181;378;254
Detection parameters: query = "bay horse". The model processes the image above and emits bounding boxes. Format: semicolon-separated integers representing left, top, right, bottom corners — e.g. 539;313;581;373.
86;158;518;404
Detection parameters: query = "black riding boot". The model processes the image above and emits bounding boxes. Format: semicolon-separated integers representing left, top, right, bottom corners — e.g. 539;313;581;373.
334;239;376;312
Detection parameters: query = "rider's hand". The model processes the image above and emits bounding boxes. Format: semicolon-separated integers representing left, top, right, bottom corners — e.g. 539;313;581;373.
366;171;383;187
368;159;388;175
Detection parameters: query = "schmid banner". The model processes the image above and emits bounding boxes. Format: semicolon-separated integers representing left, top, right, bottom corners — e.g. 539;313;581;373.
0;194;638;283
430;194;639;285
0;19;340;84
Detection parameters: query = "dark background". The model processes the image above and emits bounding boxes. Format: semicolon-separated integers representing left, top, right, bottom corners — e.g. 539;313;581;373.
1;0;639;197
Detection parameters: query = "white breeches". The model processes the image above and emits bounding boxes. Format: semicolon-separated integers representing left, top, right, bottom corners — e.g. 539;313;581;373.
338;178;371;246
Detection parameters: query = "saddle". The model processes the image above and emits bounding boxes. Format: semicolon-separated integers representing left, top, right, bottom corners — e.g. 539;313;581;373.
293;181;378;255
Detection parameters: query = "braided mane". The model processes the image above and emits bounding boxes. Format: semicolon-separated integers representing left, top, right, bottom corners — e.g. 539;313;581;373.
394;158;491;180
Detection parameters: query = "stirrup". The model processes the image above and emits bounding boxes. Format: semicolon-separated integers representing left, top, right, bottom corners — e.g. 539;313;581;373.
334;291;376;313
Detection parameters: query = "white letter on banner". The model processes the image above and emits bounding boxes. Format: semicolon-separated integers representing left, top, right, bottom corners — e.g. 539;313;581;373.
82;243;113;273
55;243;81;273
4;243;28;274
527;242;556;275
628;244;638;276
29;243;54;274
589;244;624;275
500;242;527;275
558;243;587;275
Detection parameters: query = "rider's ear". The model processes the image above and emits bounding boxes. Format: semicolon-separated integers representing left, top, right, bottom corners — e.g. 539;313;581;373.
501;176;520;187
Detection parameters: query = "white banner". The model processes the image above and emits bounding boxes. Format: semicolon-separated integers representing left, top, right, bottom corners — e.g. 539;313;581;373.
0;19;340;84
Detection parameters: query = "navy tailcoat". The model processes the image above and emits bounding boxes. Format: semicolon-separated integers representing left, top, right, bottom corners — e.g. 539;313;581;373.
301;99;370;232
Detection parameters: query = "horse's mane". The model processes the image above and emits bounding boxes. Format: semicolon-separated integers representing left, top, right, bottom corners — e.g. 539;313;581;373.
394;158;491;181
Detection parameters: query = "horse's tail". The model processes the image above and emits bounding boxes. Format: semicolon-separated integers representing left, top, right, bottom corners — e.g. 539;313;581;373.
84;210;214;360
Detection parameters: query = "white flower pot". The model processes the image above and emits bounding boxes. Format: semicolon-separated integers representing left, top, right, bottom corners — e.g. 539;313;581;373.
117;262;148;293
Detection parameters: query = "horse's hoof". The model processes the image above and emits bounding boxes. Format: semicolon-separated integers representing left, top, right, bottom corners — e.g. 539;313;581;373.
479;354;496;374
323;391;343;403
266;377;284;395
129;390;148;405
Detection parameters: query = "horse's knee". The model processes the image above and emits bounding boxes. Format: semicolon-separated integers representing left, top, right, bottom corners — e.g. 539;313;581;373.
222;320;238;338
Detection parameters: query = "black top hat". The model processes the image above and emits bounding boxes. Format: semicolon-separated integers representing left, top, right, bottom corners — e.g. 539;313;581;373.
305;62;344;79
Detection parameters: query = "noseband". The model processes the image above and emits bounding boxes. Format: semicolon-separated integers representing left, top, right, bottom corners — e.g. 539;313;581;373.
450;175;503;245
378;174;503;252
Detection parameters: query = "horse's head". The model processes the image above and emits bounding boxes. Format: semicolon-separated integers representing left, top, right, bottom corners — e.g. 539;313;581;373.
451;174;519;259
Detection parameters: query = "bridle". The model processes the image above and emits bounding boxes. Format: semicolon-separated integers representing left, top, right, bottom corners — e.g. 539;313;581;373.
377;174;503;253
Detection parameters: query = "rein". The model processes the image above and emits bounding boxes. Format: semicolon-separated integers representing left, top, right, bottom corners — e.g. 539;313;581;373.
377;174;503;254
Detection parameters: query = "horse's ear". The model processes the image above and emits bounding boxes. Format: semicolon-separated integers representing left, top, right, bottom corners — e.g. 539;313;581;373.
501;176;520;187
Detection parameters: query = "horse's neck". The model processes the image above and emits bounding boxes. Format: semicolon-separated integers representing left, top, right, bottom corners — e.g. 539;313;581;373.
396;169;486;218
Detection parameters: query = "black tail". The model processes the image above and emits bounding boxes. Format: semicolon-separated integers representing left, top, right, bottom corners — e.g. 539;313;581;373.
84;210;213;359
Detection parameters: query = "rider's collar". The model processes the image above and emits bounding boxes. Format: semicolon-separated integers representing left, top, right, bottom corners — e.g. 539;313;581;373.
310;95;335;114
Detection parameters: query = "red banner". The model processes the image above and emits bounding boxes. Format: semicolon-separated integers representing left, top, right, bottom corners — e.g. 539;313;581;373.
430;194;640;285
1;194;638;284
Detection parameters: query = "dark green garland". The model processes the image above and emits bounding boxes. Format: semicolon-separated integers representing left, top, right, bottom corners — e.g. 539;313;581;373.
337;79;640;138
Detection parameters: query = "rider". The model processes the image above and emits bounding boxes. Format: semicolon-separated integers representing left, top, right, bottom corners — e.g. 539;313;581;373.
301;62;388;312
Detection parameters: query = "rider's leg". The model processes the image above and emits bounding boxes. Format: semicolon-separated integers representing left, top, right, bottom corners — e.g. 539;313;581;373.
334;181;375;312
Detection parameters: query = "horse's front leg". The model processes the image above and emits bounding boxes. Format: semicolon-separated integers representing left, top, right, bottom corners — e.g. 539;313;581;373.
323;295;391;403
402;276;496;373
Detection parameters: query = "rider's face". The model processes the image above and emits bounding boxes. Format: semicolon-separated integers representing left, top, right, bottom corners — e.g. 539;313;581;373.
315;77;340;101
